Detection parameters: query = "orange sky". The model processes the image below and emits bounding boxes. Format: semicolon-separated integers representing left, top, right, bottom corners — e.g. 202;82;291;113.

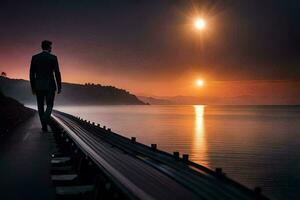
2;60;299;104
0;1;299;104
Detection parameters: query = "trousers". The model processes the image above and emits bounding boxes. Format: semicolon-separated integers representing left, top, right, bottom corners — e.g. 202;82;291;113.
36;90;55;128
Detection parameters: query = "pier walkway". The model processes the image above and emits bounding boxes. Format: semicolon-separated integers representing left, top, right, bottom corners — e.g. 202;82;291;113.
0;114;55;199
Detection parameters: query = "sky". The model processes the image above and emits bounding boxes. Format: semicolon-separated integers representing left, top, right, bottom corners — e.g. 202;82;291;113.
0;0;299;102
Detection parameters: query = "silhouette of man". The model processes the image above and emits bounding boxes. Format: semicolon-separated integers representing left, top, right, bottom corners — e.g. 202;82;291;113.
30;40;61;132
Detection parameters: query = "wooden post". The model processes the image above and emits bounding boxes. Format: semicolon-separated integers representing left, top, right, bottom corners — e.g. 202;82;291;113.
131;137;136;143
215;168;225;177
151;144;157;150
173;152;180;160
182;154;189;162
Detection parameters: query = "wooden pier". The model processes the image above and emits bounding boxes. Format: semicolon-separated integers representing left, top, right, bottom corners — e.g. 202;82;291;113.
50;110;269;200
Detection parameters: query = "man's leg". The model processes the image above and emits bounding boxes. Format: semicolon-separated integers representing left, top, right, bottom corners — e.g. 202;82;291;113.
44;91;55;125
36;91;47;129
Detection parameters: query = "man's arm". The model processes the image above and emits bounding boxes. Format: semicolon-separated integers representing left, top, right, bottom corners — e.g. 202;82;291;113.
53;56;62;94
29;56;36;94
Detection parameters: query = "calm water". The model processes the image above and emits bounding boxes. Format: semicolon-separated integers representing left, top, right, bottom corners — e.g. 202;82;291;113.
55;105;300;200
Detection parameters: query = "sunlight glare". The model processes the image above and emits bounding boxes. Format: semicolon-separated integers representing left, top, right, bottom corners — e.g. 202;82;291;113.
194;18;206;30
196;79;204;87
193;105;209;166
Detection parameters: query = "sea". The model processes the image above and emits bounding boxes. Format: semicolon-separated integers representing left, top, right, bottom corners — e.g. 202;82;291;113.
53;105;300;200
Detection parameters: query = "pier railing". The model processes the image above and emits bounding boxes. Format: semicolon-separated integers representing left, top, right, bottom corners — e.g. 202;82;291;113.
51;110;269;200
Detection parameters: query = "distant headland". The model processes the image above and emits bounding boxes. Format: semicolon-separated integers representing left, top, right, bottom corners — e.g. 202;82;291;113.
0;76;146;105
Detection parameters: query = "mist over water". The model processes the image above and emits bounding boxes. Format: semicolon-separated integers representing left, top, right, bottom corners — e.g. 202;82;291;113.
55;105;300;200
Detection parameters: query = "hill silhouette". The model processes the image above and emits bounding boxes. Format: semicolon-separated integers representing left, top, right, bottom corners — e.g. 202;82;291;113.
0;77;145;105
0;89;34;136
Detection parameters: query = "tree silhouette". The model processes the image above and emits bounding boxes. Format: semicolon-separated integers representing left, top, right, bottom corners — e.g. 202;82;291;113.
1;72;7;77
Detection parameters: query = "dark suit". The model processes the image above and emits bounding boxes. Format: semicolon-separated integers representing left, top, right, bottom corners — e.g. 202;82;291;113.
30;51;61;128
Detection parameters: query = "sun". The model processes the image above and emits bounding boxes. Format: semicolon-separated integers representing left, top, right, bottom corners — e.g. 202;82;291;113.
194;18;206;30
196;79;204;87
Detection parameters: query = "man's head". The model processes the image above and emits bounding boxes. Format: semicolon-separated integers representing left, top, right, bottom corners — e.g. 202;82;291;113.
41;40;52;52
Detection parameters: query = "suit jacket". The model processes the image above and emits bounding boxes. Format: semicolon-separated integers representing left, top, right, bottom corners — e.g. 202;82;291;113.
30;51;61;92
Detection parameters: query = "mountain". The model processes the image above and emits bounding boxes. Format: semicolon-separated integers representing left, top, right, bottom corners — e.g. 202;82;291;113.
138;95;218;105
165;96;219;105
138;95;220;105
149;95;300;105
138;96;172;105
0;77;146;105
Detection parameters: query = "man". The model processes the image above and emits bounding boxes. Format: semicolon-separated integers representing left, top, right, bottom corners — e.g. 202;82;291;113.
30;40;62;132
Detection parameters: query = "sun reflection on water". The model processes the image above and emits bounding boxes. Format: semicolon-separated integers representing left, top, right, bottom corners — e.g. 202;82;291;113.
192;105;209;167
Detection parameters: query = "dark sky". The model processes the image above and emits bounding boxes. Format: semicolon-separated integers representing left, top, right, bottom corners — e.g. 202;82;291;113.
0;0;299;96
